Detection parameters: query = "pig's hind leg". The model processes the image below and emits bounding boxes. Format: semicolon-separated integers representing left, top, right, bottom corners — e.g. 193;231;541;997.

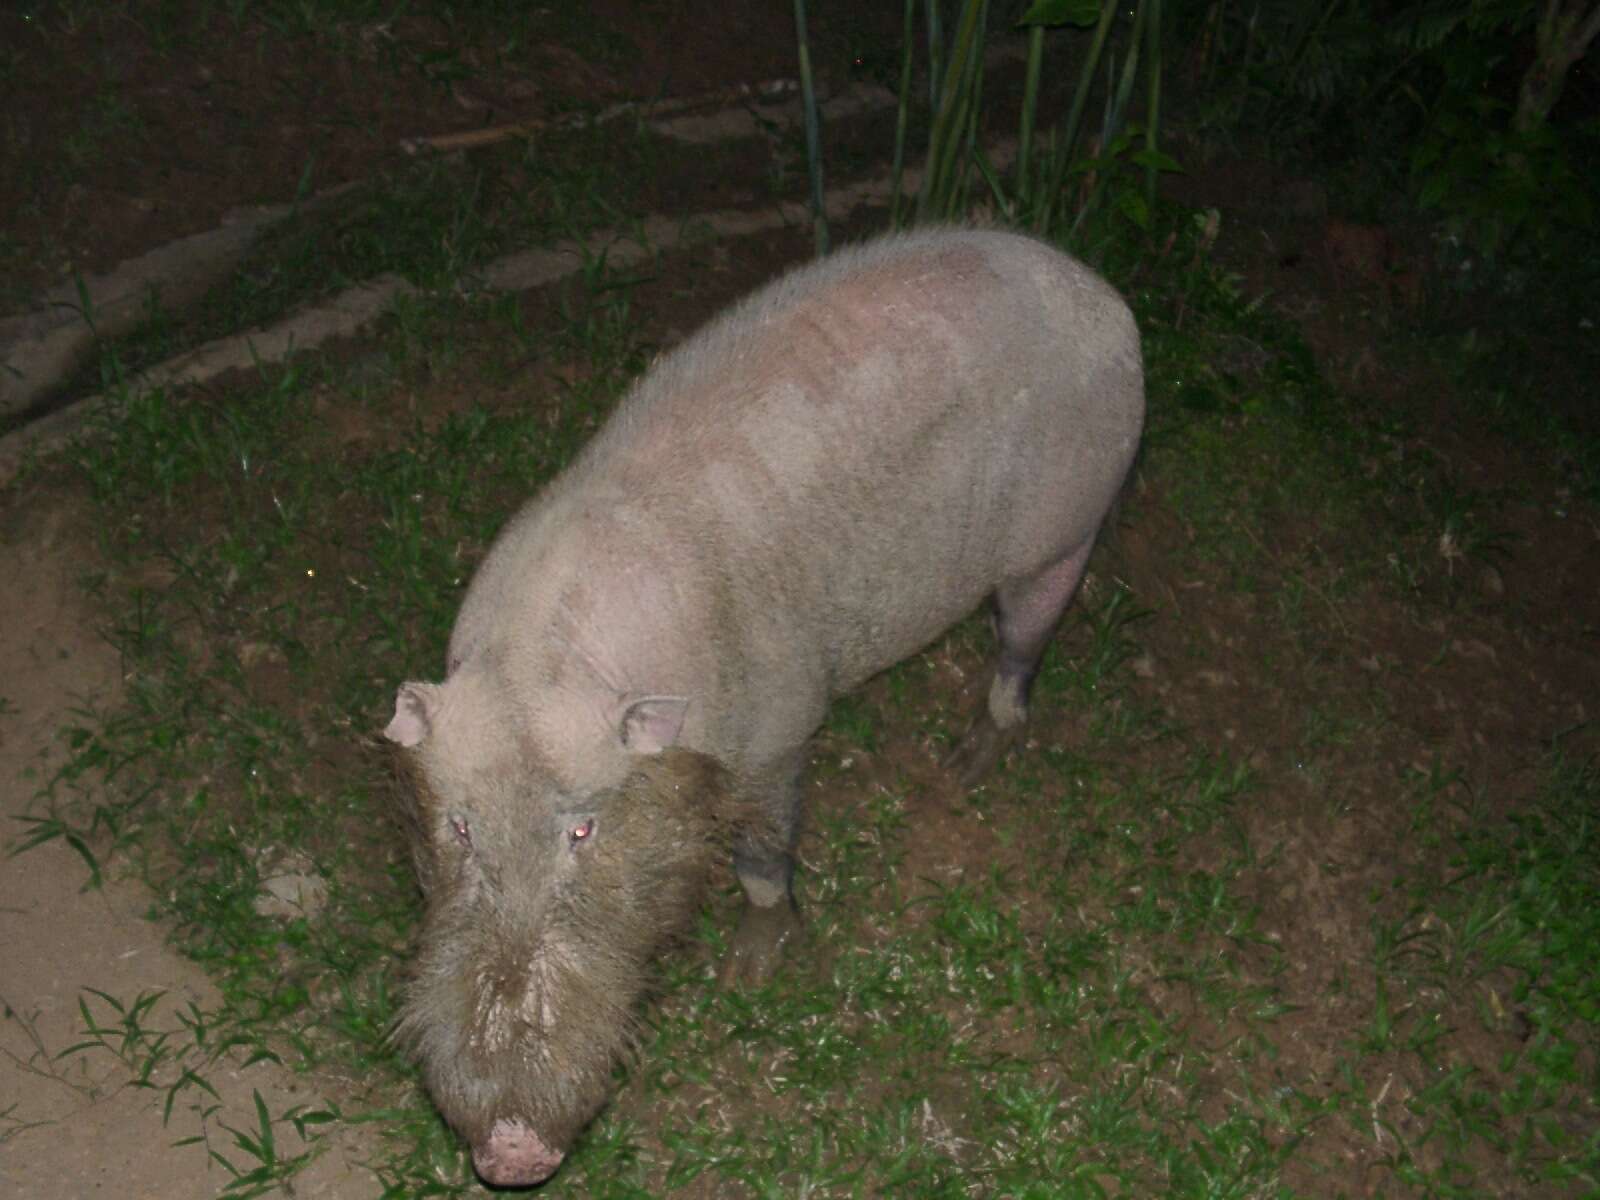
717;749;805;988
946;541;1093;789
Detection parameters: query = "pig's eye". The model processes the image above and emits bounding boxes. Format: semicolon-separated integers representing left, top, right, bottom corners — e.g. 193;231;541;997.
448;815;471;847
568;818;595;848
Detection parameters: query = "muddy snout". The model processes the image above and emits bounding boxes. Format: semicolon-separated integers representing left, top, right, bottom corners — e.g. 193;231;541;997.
473;1119;564;1187
395;747;755;1188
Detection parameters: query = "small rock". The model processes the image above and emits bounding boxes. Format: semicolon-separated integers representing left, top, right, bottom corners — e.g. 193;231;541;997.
254;849;329;920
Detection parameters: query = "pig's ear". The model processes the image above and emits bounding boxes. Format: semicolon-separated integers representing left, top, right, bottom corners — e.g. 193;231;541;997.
618;695;689;754
386;682;442;748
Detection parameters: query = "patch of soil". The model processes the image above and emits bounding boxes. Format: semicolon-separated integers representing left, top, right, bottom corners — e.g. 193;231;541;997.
0;0;893;312
0;487;367;1199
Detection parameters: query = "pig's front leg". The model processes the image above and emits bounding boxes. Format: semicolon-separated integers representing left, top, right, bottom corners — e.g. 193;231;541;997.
717;751;805;987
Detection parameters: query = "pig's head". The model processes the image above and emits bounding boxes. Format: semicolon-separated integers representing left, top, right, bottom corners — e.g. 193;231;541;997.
385;677;746;1187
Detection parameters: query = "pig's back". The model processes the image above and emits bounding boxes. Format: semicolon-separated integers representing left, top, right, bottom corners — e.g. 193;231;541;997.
582;229;1141;681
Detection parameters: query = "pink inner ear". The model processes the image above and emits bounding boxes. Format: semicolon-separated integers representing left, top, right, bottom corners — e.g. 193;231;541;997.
385;682;437;747
619;695;689;753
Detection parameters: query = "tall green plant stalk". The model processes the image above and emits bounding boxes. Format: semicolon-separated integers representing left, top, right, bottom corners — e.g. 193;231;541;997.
1144;0;1163;206
1016;23;1046;196
890;0;919;226
916;0;987;224
885;0;1169;237
1041;0;1121;234
1107;2;1146;146
1064;5;1151;244
962;1;990;177
793;0;829;256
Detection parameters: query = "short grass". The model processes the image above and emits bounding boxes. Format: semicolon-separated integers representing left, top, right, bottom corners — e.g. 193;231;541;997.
6;178;1598;1199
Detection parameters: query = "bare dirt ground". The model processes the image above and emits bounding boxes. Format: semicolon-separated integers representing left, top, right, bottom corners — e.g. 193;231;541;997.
2;5;1597;1199
0;1;814;311
0;440;375;1200
0;487;356;1199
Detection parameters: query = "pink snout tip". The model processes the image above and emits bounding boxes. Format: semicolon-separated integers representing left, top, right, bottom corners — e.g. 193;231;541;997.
472;1118;564;1187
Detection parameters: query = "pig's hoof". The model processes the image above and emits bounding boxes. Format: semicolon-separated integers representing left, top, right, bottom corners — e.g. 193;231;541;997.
718;901;802;988
943;717;1022;790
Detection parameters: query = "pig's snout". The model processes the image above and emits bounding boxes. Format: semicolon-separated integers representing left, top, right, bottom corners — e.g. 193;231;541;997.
473;1119;564;1187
